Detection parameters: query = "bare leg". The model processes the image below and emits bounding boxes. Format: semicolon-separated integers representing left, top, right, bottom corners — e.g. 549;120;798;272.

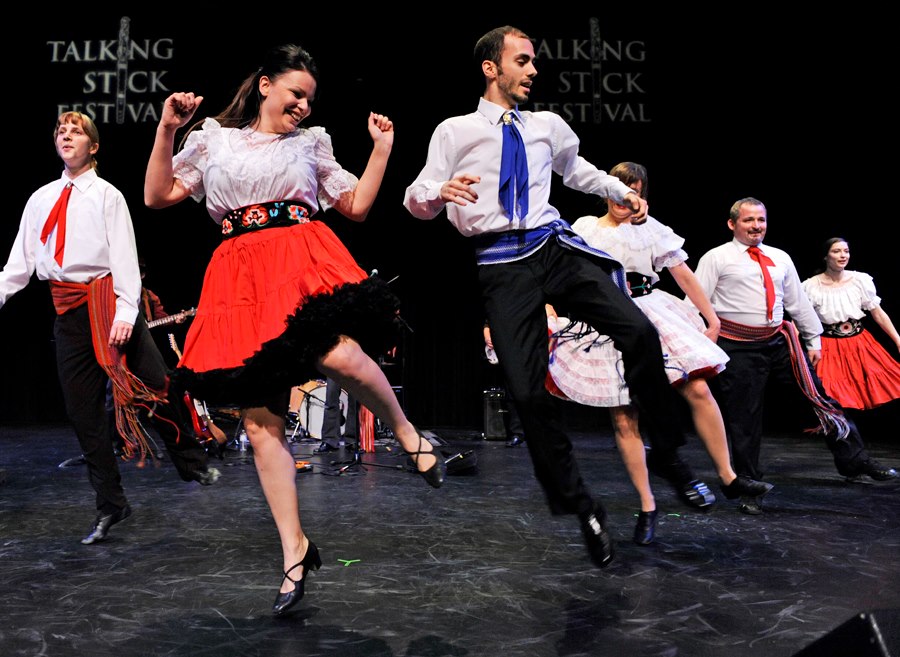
609;406;656;513
678;379;737;485
317;336;438;473
243;406;311;594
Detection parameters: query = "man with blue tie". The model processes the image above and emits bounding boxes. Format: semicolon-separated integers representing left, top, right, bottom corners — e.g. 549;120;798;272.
693;197;898;514
403;25;725;569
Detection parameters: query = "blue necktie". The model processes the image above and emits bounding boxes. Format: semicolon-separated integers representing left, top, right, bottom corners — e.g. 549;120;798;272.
499;111;528;220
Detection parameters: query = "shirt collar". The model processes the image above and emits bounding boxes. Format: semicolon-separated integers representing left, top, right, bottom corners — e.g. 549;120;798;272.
61;167;98;194
732;237;766;254
478;97;524;126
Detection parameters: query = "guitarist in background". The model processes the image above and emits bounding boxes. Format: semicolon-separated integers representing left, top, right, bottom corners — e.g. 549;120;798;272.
0;111;220;546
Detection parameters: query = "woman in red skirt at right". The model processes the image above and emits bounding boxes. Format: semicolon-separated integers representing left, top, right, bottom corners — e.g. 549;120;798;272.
144;44;445;617
802;237;900;412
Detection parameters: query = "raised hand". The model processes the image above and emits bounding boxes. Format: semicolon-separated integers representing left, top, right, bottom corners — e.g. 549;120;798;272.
367;112;394;148
161;92;204;131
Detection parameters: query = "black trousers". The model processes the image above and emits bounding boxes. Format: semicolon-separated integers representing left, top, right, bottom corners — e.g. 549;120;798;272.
713;334;869;480
479;241;686;517
54;304;209;515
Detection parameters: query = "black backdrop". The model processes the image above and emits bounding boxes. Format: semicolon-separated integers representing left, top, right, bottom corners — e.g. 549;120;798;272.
2;11;896;433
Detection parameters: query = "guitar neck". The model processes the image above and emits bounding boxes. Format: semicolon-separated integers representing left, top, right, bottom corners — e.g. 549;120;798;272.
147;308;196;329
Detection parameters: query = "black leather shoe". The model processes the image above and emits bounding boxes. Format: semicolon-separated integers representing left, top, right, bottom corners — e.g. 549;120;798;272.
81;504;132;545
720;475;774;500
633;510;657;546
678;480;716;509
505;434;525;448
647;450;716;510
404;429;447;489
739;496;763;515
859;460;900;482
314;441;338;454
273;540;322;617
579;504;615;568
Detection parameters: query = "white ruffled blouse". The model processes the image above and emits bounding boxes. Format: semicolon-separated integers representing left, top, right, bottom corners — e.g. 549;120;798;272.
801;271;882;325
172;118;358;224
570;214;688;285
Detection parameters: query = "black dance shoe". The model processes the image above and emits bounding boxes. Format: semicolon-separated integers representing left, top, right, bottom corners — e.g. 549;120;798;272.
405;430;446;489
720;475;774;500
505;434;525;448
81;504;132;545
859;460;900;482
633;510;657;546
273;540;322;617
739;496;763;515
579;504;615;568
678;480;716;510
647;449;716;510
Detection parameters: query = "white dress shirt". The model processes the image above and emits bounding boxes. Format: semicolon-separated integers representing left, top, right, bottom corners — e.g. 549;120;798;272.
0;168;141;325
693;238;823;350
403;97;634;237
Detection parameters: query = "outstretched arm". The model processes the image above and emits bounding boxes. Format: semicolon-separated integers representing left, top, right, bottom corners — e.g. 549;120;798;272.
333;113;394;222
145;92;203;209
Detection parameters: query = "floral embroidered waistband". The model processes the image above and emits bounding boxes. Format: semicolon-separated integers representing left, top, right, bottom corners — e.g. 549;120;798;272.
822;318;863;338
626;272;654;297
221;200;312;239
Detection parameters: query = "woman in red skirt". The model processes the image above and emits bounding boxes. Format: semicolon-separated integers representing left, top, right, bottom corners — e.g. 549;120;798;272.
802;237;900;410
145;44;445;617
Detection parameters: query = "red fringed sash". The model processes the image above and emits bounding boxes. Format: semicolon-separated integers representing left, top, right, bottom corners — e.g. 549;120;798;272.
50;276;173;464
719;318;850;440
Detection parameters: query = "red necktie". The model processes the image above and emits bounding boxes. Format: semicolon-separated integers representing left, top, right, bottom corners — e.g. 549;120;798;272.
40;182;73;266
747;245;775;320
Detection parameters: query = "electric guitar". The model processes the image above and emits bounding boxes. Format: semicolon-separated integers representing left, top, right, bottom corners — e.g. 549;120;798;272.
147;308;196;330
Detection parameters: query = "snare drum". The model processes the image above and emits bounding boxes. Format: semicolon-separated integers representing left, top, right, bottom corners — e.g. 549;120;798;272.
288;380;348;439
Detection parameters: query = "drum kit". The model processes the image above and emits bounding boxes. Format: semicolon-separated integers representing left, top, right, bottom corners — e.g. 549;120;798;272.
286;379;349;441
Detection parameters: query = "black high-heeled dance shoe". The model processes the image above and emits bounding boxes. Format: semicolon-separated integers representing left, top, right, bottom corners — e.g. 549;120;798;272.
633;510;657;546
272;540;322;617
405;430;447;489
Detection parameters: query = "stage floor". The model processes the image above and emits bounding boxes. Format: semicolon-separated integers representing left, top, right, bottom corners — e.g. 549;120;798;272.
1;420;898;657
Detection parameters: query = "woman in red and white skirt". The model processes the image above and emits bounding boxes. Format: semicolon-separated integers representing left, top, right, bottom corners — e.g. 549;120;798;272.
145;44;444;617
802;237;900;411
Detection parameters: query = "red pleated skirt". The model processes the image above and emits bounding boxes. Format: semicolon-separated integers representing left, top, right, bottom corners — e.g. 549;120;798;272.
817;330;900;410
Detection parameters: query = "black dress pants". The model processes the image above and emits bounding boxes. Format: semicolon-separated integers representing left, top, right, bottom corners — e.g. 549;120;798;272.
713;334;869;480
479;241;686;517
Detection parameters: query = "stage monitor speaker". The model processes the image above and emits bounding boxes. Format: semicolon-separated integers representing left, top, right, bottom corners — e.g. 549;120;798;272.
794;608;900;657
483;388;508;440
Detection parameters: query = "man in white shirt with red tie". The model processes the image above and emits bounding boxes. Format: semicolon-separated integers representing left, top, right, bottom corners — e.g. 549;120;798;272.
0;111;219;545
403;25;724;569
693;197;898;514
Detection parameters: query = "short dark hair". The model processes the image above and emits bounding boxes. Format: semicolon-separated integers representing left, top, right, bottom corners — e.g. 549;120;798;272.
474;26;530;67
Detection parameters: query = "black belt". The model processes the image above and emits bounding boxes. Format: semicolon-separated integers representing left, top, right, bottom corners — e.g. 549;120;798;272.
822;318;863;338
221;200;312;239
